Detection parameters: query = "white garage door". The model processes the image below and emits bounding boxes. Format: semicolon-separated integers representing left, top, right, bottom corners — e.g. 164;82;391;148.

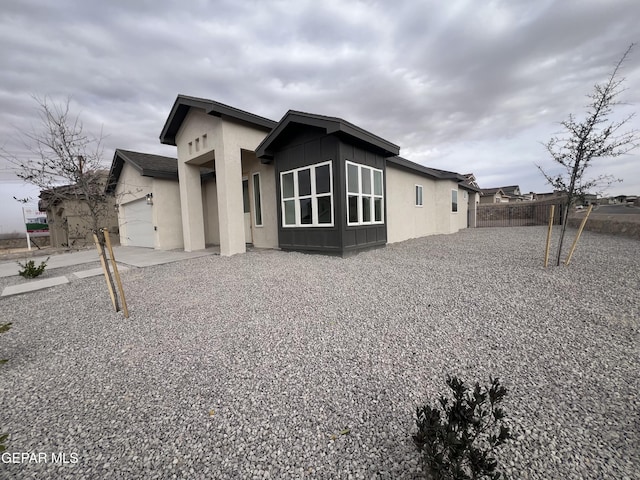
122;198;154;248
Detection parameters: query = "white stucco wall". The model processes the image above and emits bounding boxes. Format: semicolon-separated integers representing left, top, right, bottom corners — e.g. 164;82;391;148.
242;152;278;249
386;166;468;243
115;163;152;205
115;163;152;247
153;178;183;250
114;163;183;250
386;167;440;243
174;108;272;255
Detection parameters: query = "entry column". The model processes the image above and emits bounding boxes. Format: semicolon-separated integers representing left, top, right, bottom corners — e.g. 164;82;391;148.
213;121;246;256
177;161;205;251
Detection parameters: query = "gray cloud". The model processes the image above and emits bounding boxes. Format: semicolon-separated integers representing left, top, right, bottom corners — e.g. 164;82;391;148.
1;0;639;230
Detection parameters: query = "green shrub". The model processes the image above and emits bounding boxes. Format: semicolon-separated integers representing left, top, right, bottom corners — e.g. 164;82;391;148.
17;257;49;279
413;376;511;480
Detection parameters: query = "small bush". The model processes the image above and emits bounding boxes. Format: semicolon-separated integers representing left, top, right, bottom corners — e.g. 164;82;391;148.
413;376;511;480
17;257;49;279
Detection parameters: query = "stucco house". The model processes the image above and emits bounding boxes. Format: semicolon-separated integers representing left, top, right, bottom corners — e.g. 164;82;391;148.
39;171;119;248
110;95;479;256
106;149;184;249
480;187;508;204
480;185;523;203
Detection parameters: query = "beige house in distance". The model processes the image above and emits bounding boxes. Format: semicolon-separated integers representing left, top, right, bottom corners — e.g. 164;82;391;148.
108;95;479;256
39;171;119;248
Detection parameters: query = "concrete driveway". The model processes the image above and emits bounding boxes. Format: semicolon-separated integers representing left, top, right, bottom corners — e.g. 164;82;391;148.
0;245;218;278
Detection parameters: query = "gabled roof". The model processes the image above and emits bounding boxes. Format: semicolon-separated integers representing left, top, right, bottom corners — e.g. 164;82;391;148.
106;149;178;194
481;187;505;196
387;157;481;192
159;95;277;146
255;110;400;161
500;185;521;196
39;171;110;210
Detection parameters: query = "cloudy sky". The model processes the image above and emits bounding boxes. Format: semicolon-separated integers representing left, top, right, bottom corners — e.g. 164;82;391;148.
1;0;639;233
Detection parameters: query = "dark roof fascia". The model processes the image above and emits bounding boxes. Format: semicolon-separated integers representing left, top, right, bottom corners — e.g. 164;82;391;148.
159;95;277;146
387;156;481;192
387;156;444;180
106;149;179;194
459;182;481;193
256;110;400;161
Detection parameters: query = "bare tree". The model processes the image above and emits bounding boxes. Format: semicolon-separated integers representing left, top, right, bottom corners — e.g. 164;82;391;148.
537;44;639;266
1;96;120;308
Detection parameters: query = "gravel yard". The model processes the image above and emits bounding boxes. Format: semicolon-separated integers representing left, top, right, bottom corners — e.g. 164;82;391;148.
0;226;638;479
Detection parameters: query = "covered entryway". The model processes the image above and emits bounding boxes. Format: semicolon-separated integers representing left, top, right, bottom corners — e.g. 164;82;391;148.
122;198;154;248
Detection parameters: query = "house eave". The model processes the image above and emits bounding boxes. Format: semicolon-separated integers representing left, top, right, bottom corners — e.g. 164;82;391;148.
159;94;277;146
256;110;400;161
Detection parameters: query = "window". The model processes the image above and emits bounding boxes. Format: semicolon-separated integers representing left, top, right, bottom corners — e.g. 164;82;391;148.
242;179;250;214
253;172;263;227
346;161;384;226
281;162;333;227
415;185;423;207
452;189;458;213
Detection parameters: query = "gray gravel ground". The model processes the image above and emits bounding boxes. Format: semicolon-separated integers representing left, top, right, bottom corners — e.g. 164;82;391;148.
0;226;638;479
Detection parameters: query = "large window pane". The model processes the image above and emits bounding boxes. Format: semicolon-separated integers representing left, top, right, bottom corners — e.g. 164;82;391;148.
362;168;371;195
362;196;371;222
242;179;250;213
347;164;359;194
253;174;262;226
348;195;359;223
317;196;331;224
283;173;294;198
298;169;311;197
300;198;312;224
374;198;382;222
374;170;382;196
315;164;331;194
284;200;296;225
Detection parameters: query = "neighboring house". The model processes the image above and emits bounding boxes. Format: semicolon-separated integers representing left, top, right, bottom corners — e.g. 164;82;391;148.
501;185;522;201
479;187;508;204
463;173;481;190
39;171;119;248
106;149;184;249
141;95;479;256
536;191;566;201
480;185;522;203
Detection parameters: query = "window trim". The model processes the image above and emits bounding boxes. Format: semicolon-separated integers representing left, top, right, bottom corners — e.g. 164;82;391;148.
280;161;334;228
346;161;384;226
415;184;423;207
451;189;458;213
252;172;263;227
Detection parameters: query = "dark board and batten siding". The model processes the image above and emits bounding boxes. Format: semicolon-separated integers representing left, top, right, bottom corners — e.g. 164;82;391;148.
337;141;387;253
275;134;343;253
274;132;388;256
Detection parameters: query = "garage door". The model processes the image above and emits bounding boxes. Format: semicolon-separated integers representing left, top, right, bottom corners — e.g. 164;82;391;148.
122;198;154;248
